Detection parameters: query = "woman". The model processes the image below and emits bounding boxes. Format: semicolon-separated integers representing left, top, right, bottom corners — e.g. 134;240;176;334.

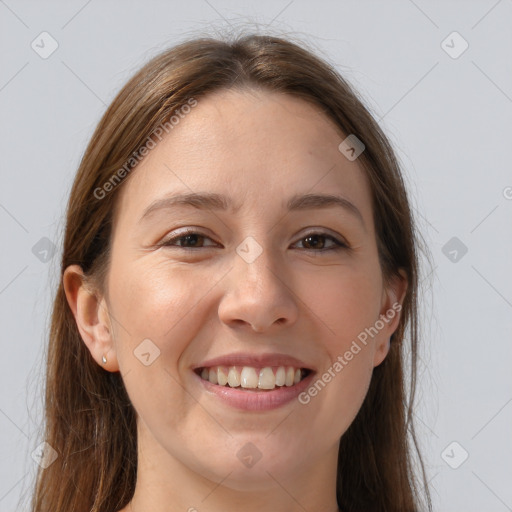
30;34;432;512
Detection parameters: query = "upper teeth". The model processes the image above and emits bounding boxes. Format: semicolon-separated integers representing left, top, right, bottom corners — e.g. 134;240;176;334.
199;366;305;390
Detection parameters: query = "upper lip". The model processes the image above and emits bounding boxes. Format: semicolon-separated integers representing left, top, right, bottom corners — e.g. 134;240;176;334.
193;352;315;372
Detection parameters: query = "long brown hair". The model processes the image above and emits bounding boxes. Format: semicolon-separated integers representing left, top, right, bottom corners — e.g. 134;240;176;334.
29;34;432;512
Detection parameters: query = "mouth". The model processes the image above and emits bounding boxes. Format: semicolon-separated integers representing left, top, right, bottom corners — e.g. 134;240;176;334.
194;365;313;392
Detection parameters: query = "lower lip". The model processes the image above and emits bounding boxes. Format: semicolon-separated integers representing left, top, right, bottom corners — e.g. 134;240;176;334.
193;370;316;411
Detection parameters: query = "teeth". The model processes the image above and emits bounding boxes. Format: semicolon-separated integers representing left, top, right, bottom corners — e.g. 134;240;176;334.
217;367;228;386
198;365;308;390
227;367;241;387
285;367;295;387
275;366;286;386
241;367;259;388
258;367;275;389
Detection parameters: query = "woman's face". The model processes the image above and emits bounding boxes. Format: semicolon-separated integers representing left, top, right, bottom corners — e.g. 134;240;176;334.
75;89;405;498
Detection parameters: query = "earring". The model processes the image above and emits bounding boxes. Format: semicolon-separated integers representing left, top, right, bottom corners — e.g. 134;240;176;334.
102;355;107;365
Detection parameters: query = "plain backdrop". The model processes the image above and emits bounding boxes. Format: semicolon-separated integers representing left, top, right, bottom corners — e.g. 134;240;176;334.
1;1;511;511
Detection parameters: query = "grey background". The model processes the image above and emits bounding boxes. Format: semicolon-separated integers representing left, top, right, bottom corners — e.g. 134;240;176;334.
1;1;511;511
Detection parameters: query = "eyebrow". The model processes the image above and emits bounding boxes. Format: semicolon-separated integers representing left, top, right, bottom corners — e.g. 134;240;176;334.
139;191;365;228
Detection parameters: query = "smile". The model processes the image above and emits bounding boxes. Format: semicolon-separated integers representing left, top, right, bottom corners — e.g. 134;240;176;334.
193;365;316;411
195;365;311;391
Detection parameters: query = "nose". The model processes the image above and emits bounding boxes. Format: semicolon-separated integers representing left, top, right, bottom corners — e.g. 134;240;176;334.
218;243;299;333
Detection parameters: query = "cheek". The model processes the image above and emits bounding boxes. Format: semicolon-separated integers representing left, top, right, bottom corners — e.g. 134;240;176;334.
295;265;380;435
324;357;373;439
298;263;383;342
110;260;204;332
302;332;375;440
107;261;212;366
106;262;213;432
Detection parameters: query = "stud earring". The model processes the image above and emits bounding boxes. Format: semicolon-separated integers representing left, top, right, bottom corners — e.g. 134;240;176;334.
102;355;107;365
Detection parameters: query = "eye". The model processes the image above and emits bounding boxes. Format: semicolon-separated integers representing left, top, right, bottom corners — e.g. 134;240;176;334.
159;230;217;249
292;232;348;252
158;229;349;252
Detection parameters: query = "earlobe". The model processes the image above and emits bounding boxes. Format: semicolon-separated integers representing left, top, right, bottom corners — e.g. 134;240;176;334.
379;269;408;335
373;337;391;367
63;265;119;371
373;270;408;367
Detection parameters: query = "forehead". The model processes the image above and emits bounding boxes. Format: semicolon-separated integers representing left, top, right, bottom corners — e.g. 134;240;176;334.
114;88;373;227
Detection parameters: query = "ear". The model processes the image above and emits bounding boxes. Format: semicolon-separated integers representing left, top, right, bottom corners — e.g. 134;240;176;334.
372;268;408;367
63;264;119;372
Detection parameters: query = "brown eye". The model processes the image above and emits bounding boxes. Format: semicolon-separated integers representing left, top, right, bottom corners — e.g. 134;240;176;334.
294;232;347;252
160;231;217;249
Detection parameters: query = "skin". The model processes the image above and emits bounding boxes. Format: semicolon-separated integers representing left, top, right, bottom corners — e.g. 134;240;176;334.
64;88;407;512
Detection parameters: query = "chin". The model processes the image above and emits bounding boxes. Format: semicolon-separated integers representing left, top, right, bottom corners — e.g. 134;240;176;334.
191;447;303;491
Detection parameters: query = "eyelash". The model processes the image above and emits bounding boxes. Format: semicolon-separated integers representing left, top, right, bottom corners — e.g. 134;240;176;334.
159;229;349;253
